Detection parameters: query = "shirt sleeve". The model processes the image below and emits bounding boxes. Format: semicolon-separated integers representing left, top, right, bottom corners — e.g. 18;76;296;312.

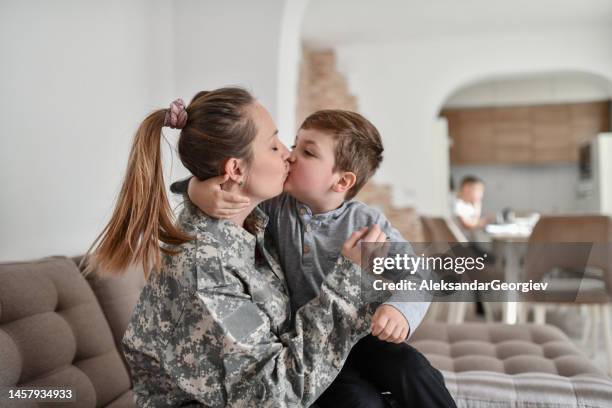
170;176;191;195
375;213;431;339
194;254;376;406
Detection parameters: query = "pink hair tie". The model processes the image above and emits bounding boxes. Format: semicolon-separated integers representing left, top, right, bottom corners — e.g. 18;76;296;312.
164;98;188;129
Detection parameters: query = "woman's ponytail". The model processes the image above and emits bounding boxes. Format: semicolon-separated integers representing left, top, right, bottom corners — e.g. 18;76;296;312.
85;87;258;277
85;108;192;277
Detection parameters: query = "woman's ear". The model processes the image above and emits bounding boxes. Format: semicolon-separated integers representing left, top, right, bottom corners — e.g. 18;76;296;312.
223;158;246;184
332;171;357;195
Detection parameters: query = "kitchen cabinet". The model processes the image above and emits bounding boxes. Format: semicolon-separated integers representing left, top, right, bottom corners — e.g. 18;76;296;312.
443;101;610;164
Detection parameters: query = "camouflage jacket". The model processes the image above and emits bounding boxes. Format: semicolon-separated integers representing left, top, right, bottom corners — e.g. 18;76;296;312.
121;201;376;407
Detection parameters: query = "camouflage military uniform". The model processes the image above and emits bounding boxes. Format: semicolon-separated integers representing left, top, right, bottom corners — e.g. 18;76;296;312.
122;201;377;407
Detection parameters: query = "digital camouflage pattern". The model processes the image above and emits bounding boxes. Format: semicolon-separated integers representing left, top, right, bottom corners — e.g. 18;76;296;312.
121;201;378;407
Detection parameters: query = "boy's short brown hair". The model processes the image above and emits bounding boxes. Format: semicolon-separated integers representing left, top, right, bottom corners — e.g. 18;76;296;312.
300;109;383;200
460;175;483;188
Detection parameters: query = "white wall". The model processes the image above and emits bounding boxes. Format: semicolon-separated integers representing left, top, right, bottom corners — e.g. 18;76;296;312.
169;0;307;172
173;1;284;119
333;26;612;215
276;0;310;143
0;0;302;262
0;0;173;262
167;0;296;206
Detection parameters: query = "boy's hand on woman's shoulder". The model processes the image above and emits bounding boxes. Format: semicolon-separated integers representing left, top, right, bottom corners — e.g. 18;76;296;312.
188;175;250;218
370;304;409;344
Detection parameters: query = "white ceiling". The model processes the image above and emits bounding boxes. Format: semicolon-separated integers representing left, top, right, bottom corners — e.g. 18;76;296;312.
302;0;612;48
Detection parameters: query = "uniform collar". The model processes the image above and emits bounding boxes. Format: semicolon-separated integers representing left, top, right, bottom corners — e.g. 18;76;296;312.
181;199;269;241
246;206;270;233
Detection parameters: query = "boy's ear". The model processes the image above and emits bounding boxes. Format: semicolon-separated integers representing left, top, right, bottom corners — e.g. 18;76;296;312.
223;158;246;183
332;171;357;195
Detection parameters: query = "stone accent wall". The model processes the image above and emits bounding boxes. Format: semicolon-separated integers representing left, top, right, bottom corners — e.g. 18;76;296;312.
296;48;358;128
355;183;426;242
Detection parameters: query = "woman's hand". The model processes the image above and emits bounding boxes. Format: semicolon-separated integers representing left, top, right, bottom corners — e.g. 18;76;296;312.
341;224;387;267
188;175;251;218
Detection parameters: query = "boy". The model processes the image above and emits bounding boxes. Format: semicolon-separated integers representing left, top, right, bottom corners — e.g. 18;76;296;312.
172;110;455;407
453;175;488;237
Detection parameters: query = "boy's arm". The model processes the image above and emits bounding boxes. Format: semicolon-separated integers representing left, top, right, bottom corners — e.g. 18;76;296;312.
170;176;289;249
170;175;278;218
375;214;431;340
169;176;191;195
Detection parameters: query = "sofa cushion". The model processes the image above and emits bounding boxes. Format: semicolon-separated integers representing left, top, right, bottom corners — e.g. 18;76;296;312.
74;256;146;350
0;257;132;407
410;322;612;407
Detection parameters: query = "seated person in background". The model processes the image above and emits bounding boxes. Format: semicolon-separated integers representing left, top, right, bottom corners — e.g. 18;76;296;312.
452;175;495;273
453;175;489;238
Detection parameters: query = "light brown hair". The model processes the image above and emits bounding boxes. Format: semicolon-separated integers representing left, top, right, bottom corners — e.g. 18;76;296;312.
86;87;257;277
460;175;484;188
300;109;383;200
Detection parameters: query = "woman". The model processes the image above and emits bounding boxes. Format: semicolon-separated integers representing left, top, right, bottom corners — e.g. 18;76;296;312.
88;87;389;407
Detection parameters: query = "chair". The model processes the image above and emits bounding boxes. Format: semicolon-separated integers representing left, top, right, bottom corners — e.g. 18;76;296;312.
420;216;492;324
521;215;612;376
421;216;467;243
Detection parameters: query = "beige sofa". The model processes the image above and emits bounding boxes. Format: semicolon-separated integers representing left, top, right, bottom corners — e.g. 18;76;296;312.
0;256;143;407
1;256;611;407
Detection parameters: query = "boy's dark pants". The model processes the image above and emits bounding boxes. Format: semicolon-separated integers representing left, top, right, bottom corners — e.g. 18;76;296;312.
316;334;457;408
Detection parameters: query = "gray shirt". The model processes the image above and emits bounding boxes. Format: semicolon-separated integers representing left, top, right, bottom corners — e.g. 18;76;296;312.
260;193;430;338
